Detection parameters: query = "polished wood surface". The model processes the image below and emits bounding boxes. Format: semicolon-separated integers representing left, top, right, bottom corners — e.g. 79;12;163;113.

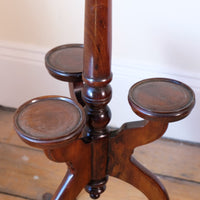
45;44;85;107
14;96;85;148
128;78;195;121
45;44;83;82
83;0;112;86
14;96;83;139
13;0;195;200
108;120;169;200
1;108;200;200
82;0;112;198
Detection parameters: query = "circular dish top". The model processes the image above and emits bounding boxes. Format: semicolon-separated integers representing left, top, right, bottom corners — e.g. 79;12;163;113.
45;44;83;82
128;78;195;121
14;96;85;147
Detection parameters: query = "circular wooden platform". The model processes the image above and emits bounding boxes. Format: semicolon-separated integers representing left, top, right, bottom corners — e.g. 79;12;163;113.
45;44;83;82
128;78;195;122
14;96;85;148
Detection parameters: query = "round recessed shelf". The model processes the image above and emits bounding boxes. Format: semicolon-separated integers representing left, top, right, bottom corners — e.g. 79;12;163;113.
45;44;83;82
128;78;195;122
14;96;85;148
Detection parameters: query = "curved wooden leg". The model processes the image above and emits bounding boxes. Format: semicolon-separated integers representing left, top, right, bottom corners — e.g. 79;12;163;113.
109;155;169;200
52;166;88;200
52;169;74;200
43;173;86;200
44;139;91;200
108;120;169;199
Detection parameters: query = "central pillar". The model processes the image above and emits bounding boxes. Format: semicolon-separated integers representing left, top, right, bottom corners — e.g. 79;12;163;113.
82;0;112;199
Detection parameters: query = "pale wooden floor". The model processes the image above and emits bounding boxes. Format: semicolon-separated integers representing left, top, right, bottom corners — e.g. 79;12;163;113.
0;107;200;200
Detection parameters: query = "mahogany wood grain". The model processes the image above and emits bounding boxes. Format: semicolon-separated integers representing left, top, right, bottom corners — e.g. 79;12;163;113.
13;96;88;200
108;78;194;199
45;44;83;83
83;0;112;87
12;0;196;199
1;138;200;200
45;44;84;106
108;120;169;199
69;82;85;106
2;109;199;187
82;0;112;198
13;96;85;149
128;78;195;122
47;139;91;200
1;108;198;199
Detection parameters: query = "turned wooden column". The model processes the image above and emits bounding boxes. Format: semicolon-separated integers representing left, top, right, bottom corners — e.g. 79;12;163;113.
83;0;112;198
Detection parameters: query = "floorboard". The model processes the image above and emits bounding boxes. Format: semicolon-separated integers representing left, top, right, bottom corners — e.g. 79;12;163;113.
0;109;199;200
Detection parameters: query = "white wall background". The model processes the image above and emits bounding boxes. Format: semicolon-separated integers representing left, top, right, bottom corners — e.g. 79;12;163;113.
0;0;200;143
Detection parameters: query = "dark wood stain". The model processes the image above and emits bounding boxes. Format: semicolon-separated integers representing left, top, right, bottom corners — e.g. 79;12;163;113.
12;0;195;200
